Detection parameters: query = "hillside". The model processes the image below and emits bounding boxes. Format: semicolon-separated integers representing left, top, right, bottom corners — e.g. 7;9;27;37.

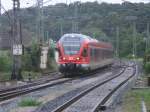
0;1;150;57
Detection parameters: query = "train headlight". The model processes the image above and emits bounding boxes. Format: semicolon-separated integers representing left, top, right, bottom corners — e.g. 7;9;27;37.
63;57;66;60
76;57;80;60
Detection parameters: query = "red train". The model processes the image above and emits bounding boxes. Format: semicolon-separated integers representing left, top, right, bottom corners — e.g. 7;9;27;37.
56;33;113;75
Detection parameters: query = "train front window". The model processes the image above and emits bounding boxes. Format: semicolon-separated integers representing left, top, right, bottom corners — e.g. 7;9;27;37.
62;39;81;55
63;45;80;55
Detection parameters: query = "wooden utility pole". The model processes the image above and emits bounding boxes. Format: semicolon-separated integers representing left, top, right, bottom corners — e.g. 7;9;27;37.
11;0;23;80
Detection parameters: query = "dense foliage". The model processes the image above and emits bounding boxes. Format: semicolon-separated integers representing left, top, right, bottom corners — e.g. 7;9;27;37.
145;62;150;74
0;52;12;72
1;1;150;57
22;42;41;72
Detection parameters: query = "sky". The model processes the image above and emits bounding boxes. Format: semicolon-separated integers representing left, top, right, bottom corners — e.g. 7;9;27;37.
1;0;150;11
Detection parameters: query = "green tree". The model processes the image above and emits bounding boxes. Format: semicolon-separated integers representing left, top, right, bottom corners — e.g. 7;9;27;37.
81;27;108;41
1;2;150;58
0;55;12;72
22;42;41;72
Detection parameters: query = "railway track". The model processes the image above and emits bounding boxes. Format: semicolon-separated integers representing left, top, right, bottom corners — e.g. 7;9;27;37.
0;72;72;102
0;71;60;92
0;62;135;112
36;64;136;112
0;78;73;102
94;67;136;111
0;67;111;102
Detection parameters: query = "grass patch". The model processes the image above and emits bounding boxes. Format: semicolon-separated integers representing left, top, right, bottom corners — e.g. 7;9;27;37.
122;89;150;112
0;50;9;56
0;71;41;81
22;71;41;80
19;98;42;107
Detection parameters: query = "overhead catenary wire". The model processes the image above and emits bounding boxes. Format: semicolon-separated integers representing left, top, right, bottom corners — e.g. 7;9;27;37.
1;5;13;26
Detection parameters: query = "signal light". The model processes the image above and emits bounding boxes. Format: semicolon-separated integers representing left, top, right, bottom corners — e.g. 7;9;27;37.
76;57;80;60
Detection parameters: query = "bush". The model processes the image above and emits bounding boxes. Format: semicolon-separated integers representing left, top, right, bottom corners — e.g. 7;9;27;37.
22;43;41;72
47;48;58;71
144;62;150;74
30;43;41;71
0;55;12;72
0;72;11;81
126;54;137;59
22;42;57;72
22;51;32;71
49;48;55;58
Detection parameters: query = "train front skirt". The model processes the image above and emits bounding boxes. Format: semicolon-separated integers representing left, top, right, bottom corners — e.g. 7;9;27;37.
59;63;90;73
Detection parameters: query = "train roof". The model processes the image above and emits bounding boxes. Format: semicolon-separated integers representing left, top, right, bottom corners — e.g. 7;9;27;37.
58;33;112;48
59;33;92;40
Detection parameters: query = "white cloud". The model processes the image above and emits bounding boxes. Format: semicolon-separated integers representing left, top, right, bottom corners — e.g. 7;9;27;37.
2;0;35;10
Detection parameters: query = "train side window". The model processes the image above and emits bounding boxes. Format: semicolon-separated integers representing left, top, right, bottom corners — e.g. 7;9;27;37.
90;48;94;57
82;48;88;57
95;49;97;58
92;48;95;57
90;48;92;56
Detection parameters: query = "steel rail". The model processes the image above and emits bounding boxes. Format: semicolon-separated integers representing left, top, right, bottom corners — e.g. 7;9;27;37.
0;72;60;93
0;78;72;102
0;64;126;104
0;76;65;97
94;66;136;111
0;68;99;94
51;67;126;112
0;67;106;102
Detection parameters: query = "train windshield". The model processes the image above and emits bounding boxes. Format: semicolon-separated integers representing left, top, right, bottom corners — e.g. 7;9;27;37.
62;37;81;55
